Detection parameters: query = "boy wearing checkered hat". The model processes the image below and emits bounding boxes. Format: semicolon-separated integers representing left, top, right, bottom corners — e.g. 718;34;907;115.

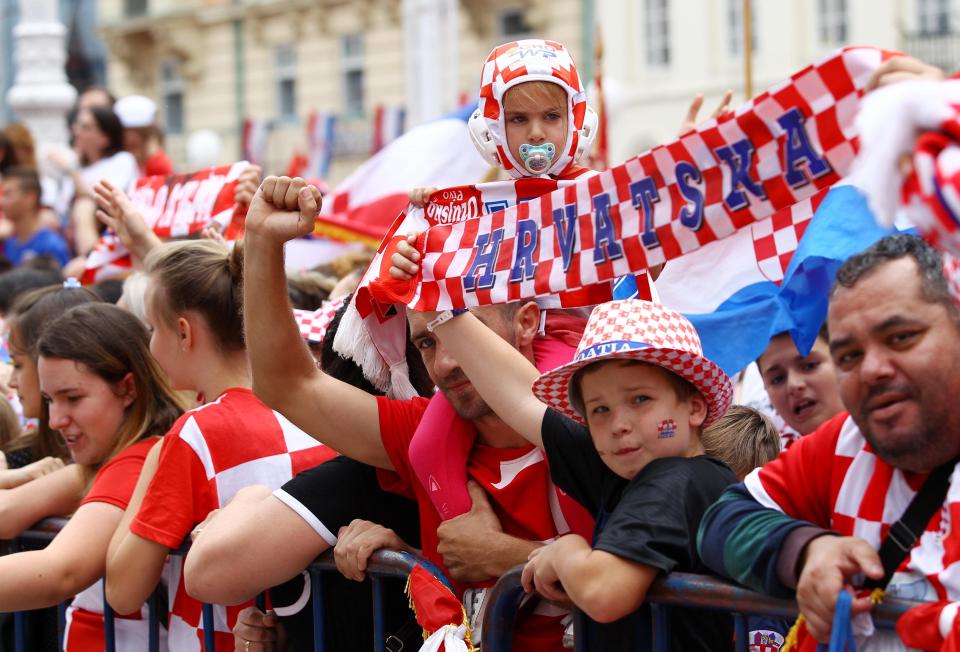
420;299;736;651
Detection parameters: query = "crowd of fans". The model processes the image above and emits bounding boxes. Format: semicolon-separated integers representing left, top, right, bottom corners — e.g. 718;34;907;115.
0;37;956;652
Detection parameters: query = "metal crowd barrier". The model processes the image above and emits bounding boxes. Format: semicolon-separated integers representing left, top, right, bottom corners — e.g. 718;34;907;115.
3;518;448;652
481;565;924;652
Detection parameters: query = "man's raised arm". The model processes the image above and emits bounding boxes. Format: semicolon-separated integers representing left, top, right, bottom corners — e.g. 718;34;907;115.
243;176;391;469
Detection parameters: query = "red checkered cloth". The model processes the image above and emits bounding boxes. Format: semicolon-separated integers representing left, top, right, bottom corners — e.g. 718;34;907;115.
531;300;733;428
367;47;893;316
850;78;960;303
82;162;251;284
293;296;346;344
745;413;960;649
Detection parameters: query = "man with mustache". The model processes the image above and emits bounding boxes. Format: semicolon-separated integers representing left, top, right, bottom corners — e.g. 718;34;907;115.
697;234;960;649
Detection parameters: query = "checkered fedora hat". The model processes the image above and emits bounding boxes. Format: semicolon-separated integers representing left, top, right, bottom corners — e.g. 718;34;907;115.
293;296;346;344
532;300;733;427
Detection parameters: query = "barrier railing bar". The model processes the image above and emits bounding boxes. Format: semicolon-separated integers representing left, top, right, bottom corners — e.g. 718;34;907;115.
650;603;669;652
202;602;216;650
734;613;749;652
102;581;115;651
147;590;160;652
309;566;325;652
372;576;386;652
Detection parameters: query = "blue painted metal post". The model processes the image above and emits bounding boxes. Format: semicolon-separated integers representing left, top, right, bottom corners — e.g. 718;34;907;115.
734;613;749;652
651;604;670;652
102;580;116;652
310;567;325;652
147;590;160;652
372;576;385;652
58;601;67;649
202;603;216;650
13;610;25;652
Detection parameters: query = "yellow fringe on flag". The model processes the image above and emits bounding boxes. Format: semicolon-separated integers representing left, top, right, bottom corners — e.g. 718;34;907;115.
403;572;477;651
781;589;886;652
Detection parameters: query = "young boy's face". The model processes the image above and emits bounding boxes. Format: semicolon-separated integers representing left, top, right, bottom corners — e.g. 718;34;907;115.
758;334;843;435
579;360;708;480
502;82;568;174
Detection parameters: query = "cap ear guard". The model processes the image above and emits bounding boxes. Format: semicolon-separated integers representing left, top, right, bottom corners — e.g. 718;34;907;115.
573;105;599;165
468;108;502;167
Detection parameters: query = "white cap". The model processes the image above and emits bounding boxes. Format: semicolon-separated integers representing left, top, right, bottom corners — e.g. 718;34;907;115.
114;95;157;128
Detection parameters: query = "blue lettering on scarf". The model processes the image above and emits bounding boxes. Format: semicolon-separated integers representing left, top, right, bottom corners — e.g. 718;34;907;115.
630;176;662;249
553;203;579;272
592;193;624;264
510;219;539;282
715;138;767;211
676;161;705;230
464;228;504;291
777;107;833;188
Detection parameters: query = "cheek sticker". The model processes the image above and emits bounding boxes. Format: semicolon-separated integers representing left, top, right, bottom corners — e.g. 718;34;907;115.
657;419;677;439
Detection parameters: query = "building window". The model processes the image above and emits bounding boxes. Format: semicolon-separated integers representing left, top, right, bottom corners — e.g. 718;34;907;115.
918;0;950;35
342;34;365;116
125;0;148;17
499;8;533;40
645;0;670;66
276;45;297;121
159;60;184;135
728;0;758;55
817;0;848;43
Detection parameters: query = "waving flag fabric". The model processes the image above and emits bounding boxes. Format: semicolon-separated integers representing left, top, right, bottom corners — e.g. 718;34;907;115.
81;162;250;283
657;184;894;375
314;103;489;246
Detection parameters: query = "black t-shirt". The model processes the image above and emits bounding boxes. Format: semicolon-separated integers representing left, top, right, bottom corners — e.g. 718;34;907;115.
542;408;736;652
275;456;423;651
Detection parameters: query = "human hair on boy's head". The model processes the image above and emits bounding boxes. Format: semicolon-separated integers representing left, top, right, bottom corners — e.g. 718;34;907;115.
569;359;699;419
144;239;246;353
701;405;780;481
320;295;434;398
91;278;125;304
503;81;568;113
37;303;184;480
287;270;337;311
2;166;42;207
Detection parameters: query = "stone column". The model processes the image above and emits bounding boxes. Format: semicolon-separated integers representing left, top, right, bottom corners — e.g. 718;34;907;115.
403;0;458;127
6;0;77;163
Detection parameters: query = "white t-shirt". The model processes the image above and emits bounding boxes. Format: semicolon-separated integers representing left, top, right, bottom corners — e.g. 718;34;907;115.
53;151;139;219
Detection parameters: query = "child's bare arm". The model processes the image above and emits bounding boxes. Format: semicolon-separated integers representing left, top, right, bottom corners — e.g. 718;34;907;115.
523;534;658;623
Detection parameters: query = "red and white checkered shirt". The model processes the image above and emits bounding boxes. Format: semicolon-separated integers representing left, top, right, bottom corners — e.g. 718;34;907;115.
131;387;336;651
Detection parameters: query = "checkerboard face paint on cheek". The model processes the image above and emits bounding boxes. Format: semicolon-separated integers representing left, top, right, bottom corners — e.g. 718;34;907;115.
657;419;677;439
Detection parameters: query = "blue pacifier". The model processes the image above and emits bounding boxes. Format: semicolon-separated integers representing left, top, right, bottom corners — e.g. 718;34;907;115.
518;142;556;174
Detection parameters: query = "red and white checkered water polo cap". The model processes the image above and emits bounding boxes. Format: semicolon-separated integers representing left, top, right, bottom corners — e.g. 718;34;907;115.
293;296;346;344
474;39;590;179
532;300;733;427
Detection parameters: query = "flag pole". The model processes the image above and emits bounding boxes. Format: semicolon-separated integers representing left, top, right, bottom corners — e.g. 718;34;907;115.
743;0;754;100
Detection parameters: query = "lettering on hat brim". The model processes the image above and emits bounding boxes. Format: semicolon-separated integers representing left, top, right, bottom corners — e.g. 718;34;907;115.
575;340;652;361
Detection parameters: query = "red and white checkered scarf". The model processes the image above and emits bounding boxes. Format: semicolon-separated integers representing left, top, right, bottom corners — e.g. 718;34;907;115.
336;46;894;397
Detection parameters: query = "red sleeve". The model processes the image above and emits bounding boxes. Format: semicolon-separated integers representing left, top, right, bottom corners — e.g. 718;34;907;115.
130;429;214;549
750;411;850;528
80;439;155;510
375;396;428;497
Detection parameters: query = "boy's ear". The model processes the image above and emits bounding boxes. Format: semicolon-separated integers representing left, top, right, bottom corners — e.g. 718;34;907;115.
514;301;541;348
688;392;709;429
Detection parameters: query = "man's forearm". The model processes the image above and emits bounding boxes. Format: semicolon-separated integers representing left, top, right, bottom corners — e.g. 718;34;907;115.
482;532;541;578
243;234;319;409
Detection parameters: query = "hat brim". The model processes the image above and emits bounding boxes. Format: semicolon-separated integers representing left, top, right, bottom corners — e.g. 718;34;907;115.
532;346;733;429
